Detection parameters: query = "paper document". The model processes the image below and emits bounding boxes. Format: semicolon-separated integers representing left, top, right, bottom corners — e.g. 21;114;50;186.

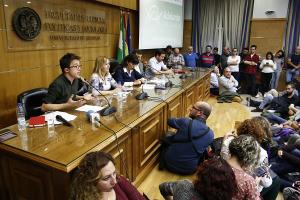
44;111;77;125
76;105;104;112
141;84;156;90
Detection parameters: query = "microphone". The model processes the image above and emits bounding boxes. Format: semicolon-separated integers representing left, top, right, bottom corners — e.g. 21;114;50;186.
145;64;173;88
56;115;72;127
135;84;148;100
80;77;117;116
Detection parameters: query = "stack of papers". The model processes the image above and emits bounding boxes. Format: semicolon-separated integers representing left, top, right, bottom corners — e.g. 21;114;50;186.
76;105;104;112
44;111;77;125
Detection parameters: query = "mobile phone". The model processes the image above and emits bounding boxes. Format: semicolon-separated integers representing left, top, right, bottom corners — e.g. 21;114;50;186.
254;167;267;177
0;129;17;142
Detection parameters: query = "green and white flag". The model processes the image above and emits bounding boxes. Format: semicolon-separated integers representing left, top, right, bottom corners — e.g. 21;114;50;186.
117;13;128;63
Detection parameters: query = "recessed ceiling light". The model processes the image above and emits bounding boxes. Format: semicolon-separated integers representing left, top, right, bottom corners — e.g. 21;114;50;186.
26;1;31;4
4;4;8;7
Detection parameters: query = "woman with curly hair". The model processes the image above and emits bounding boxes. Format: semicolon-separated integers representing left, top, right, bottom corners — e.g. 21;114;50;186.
227;135;261;200
159;157;238;200
221;117;280;200
69;151;145;200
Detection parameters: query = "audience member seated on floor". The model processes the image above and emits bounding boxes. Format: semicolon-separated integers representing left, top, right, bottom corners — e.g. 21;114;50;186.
210;66;220;96
270;134;300;190
159;101;214;175
159;157;238;200
90;56;119;96
221;118;281;200
113;54;144;86
227;135;262;200
168;48;185;69
250;83;298;114
264;103;300;125
42;53;93;112
217;67;242;103
283;186;300;200
69;151;146;200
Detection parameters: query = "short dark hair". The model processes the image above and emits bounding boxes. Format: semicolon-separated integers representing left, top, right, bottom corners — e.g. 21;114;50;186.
206;45;212;49
122;54;139;66
194;158;238;200
250;45;257;49
213;47;218;51
276;50;285;58
166;45;172;50
155;49;166;57
59;53;80;72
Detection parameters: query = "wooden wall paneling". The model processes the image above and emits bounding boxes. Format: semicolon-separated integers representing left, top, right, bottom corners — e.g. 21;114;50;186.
249;19;286;56
102;131;133;181
0;0;139;128
182;20;192;51
204;74;210;100
183;86;195;116
195;79;204;101
166;95;183;132
0;151;70;200
132;108;165;185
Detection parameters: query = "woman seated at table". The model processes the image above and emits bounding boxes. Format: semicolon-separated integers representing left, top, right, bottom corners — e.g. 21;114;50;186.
90;56;118;95
69;151;146;200
113;54;144;86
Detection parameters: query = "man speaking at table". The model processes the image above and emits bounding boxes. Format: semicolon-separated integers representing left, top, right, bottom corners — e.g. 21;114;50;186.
42;53;92;112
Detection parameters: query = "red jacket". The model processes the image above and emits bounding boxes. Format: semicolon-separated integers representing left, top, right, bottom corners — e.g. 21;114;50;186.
244;54;259;74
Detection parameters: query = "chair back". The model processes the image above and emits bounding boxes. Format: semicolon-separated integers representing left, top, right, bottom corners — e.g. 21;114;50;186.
109;59;121;75
17;88;48;119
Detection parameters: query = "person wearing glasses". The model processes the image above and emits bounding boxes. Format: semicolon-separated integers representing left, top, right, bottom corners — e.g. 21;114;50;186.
69;151;146;200
159;101;214;175
42;53;92;111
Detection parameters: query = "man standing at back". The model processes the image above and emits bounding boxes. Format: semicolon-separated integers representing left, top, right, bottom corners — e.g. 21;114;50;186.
183;46;198;68
244;45;259;96
199;45;214;68
159;101;214;175
42;53;92;111
286;46;300;83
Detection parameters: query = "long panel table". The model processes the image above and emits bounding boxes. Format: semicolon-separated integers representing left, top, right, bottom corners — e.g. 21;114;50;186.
0;69;211;200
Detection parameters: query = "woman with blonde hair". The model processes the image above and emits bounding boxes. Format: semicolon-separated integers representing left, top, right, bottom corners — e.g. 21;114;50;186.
69;151;145;200
90;57;118;95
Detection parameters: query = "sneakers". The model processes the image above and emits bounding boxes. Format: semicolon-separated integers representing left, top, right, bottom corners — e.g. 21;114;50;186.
255;92;263;98
251;107;263;112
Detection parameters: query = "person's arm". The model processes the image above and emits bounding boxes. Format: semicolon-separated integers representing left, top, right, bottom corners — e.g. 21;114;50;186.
278;149;300;166
210;73;219;87
287;58;298;69
219;76;234;89
220;134;234;160
167;118;184;129
42;96;86;111
149;59;162;75
113;68;124;85
271;60;277;70
232;76;239;87
116;176;146;200
180;55;185;66
259;60;265;69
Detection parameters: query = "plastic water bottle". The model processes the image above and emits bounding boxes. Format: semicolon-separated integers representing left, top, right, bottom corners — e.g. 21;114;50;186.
16;103;26;132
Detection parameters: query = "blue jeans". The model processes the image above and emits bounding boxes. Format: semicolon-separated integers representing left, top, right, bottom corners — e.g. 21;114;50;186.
265;113;287;124
286;69;300;83
270;70;281;89
259;94;274;109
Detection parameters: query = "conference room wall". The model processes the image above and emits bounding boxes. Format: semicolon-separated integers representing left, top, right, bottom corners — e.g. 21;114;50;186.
0;0;138;129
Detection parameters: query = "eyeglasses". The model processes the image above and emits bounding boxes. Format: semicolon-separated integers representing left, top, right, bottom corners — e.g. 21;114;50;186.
69;65;82;69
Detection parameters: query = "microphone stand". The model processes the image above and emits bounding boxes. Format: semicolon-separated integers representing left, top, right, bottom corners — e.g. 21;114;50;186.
80;77;117;116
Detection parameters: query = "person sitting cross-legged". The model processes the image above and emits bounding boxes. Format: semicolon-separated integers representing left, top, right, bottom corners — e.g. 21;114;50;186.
217;67;242;103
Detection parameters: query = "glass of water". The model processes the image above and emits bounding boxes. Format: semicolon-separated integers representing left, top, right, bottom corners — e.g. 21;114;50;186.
46;112;55;134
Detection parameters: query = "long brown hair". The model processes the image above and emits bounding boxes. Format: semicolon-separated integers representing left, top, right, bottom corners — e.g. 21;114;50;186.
69;151;115;200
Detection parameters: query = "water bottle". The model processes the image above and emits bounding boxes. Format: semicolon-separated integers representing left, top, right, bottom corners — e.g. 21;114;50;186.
16;103;26;132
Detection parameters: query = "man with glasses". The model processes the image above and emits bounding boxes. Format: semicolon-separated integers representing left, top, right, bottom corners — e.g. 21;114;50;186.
244;45;259;96
159;101;214;175
42;53;92;111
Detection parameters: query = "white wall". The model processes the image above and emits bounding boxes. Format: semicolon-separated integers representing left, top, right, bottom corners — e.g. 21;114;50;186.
253;0;289;18
184;0;192;20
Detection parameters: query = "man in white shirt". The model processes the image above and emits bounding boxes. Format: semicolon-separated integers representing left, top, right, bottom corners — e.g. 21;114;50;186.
217;67;242;103
219;67;239;94
148;50;173;75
